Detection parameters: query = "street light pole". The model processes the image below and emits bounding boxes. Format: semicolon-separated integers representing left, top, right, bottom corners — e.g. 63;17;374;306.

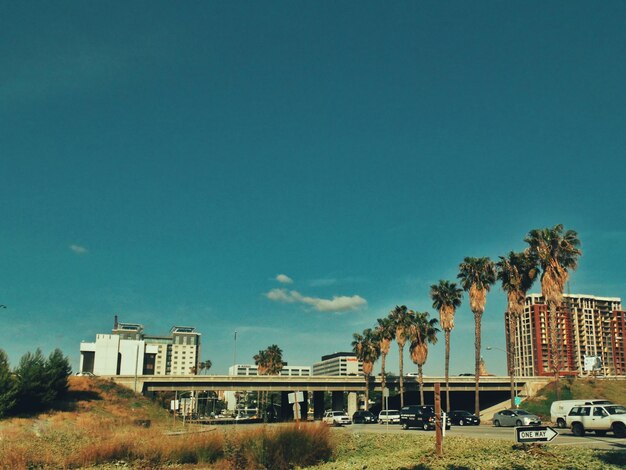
486;346;517;408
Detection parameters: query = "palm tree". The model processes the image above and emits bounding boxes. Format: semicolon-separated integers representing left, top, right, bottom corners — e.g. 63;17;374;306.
352;328;381;411
430;280;463;412
265;345;284;419
199;360;213;375
458;256;496;416
265;344;285;376
375;317;395;395
389;305;413;407
253;349;270;420
408;311;439;405
496;251;538;407
525;225;581;388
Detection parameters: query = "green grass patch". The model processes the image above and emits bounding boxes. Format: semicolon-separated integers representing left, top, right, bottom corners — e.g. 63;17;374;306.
309;431;626;470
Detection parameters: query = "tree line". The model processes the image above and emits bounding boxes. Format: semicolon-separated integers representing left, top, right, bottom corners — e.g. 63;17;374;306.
351;224;581;415
0;348;71;418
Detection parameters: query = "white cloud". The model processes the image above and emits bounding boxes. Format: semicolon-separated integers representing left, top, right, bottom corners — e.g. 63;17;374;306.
265;288;296;302
276;274;293;284
69;244;88;254
299;294;367;312
264;288;367;312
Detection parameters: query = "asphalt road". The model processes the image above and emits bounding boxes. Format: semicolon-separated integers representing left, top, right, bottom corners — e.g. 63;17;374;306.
343;423;626;451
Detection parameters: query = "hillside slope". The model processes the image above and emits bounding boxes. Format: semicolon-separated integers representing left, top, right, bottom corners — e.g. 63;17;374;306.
522;377;626;419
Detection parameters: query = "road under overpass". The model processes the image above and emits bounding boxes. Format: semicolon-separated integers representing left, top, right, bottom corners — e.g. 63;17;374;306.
105;374;551;420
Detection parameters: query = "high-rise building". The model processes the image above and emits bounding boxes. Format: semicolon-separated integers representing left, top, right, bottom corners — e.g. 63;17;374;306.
507;294;626;377
311;352;363;376
79;317;201;376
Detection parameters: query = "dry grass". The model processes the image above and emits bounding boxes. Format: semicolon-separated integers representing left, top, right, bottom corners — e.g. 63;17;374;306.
0;377;333;469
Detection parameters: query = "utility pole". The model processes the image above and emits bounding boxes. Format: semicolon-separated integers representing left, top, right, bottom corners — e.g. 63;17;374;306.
233;331;238;367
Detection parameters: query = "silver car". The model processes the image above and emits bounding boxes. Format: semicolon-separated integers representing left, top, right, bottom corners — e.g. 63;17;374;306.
378;409;401;424
493;409;541;427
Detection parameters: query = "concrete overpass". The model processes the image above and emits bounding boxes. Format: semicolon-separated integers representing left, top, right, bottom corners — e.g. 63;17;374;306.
105;374;551;420
106;374;550;395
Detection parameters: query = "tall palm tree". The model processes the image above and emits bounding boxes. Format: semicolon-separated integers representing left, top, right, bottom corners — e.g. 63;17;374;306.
389;305;413;407
253;349;270;419
458;256;496;416
496;251;538;407
375;317;395;395
430;280;463;412
352;328;381;411
408;311;439;405
264;345;285;419
525;225;581;387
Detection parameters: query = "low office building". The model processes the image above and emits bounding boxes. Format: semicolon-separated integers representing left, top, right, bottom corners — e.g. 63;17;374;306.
79;317;201;376
311;352;362;376
228;364;311;376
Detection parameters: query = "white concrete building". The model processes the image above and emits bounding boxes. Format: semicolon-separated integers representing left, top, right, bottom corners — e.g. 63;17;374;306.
79;318;201;376
311;352;362;376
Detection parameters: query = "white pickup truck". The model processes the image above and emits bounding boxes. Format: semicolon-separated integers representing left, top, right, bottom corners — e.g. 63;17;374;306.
565;404;626;438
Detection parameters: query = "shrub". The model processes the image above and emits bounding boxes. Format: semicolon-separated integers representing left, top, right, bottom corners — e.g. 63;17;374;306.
223;423;333;470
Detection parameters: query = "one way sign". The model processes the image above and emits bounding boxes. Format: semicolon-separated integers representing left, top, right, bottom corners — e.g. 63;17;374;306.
515;426;558;443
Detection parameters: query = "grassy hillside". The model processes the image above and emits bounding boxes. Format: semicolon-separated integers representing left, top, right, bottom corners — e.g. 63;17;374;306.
522;377;626;420
0;377;333;469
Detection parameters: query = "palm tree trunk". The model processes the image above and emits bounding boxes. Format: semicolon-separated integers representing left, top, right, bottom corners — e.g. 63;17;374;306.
445;330;451;412
549;301;560;399
418;364;424;405
381;352;387;395
474;312;481;417
398;344;405;408
508;315;516;408
364;373;370;411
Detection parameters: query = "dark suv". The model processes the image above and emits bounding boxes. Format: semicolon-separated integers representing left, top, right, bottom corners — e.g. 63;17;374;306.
400;405;451;430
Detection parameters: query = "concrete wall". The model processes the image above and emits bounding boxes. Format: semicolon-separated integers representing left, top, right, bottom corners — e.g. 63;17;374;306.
94;335;120;375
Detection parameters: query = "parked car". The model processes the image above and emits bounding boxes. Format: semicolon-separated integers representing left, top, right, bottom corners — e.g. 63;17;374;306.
550;399;613;428
378;409;401;424
566;404;626;437
493;409;541;427
352;410;377;424
449;410;480;426
235;409;258;421
400;405;451;430
322;410;352;426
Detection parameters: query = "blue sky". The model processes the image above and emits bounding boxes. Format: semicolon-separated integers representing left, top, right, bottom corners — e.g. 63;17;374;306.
2;2;626;376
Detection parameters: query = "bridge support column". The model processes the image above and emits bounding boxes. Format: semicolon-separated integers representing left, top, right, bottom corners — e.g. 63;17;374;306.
347;392;358;417
300;391;308;421
332;391;344;411
280;391;291;421
313;391;325;420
